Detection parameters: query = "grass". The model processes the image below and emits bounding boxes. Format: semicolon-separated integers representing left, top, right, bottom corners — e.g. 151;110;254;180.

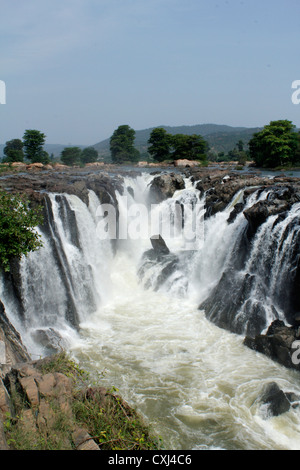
3;352;163;451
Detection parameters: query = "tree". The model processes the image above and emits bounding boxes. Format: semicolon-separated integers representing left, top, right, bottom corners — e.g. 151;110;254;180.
249;120;298;168
148;128;172;162
171;133;207;161
110;125;140;163
0;190;43;272
3;139;24;163
61;147;82;166
23;130;48;163
81;146;98;164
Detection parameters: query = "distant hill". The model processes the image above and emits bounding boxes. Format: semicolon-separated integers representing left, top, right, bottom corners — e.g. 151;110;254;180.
93;124;263;158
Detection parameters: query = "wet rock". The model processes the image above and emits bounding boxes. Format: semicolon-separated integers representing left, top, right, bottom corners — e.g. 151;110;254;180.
243;319;300;371
258;382;291;417
149;173;185;203
243;199;291;239
150;235;170;254
227;202;245;224
31;328;67;355
0;301;31;366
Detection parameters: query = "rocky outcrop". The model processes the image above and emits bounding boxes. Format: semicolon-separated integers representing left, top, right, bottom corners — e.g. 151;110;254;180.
244;319;300;371
257;382;298;417
138;236;180;291
150;234;170;254
0;357;100;450
0;301;30;368
0;169;124;208
148;173;185;203
0;353;160;451
184;167;300;219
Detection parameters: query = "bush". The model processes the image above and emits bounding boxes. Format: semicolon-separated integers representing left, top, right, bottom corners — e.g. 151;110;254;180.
0;191;43;271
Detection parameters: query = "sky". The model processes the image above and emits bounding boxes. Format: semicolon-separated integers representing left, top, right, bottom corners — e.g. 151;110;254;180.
0;0;300;146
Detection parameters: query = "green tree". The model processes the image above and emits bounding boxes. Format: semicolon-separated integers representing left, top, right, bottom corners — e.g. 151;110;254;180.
249;120;298;168
3;139;24;163
0;191;43;272
23;130;48;163
81;146;98;164
148;128;172;162
171;134;208;161
110;125;140;164
61;147;82;166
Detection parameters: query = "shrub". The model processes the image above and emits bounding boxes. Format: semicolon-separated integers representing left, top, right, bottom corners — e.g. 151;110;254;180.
0;190;43;271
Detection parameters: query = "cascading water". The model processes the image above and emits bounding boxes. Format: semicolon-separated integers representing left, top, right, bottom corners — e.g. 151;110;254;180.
1;170;300;450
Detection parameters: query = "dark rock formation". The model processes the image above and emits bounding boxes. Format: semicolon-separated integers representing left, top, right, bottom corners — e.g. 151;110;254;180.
0;301;30;367
148;173;185;203
150;235;170;254
244;320;300;371
258;382;291;417
243;199;291;240
138;236;179;291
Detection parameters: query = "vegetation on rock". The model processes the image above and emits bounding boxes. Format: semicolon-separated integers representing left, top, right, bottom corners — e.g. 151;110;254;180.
0;190;43;272
1;352;162;451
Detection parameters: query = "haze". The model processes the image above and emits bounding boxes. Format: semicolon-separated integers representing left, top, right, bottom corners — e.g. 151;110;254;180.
0;0;299;146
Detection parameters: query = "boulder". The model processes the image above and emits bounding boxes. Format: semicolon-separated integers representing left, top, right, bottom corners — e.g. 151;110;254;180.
174;159;200;167
150;235;170;254
243;199;291;239
0;301;31;366
149;173;185;203
258;382;291;417
244;319;300;371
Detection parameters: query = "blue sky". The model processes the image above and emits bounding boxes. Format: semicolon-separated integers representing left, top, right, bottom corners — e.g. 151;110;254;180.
0;0;299;146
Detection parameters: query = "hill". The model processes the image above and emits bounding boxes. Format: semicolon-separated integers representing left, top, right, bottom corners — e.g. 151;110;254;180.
93;124;263;158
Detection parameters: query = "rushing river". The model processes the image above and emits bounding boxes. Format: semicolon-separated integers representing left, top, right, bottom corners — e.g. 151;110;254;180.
70;250;300;450
2;171;300;450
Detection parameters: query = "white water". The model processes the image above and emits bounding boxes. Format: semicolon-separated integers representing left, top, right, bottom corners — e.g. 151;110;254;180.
2;172;300;450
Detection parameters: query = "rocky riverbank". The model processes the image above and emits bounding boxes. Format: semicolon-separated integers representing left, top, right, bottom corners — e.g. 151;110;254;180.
0;351;161;451
1;164;300;447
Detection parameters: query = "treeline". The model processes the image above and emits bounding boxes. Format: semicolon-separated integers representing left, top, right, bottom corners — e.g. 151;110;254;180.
215;120;300;168
1;130;99;166
109;125;208;164
2;120;300;169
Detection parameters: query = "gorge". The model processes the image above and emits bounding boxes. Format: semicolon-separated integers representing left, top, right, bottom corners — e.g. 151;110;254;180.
1;164;300;450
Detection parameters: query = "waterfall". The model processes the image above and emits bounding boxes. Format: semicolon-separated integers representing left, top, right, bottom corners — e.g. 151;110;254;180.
1;170;300;449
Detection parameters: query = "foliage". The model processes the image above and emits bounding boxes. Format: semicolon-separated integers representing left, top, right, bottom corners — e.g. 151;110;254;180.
148;128;208;162
60;146;82;166
171;133;207;161
249;120;298;168
23;130;49;163
148;127;172;162
81;146;98;164
73;386;162;450
3;139;24;163
0;190;43;272
110;125;140;163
